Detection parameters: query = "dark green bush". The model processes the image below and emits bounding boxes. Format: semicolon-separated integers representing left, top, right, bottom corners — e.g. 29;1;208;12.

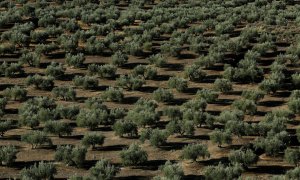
26;75;54;90
55;145;87;167
0;145;18;166
43;121;72;137
73;75;98;89
3;85;27;101
21;131;52;149
153;88;174;102
81;133;105;149
20;161;57;180
52;86;76;101
181;143;210;161
120;143;148;166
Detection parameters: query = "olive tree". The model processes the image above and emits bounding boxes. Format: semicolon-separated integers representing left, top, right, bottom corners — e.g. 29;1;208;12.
228;149;258;167
45;62;65;79
112;51;128;67
184;64;206;82
21;131;52;149
81;133;105;149
76;108;110;130
43;121;72;137
20;161;57;180
196;89;218;103
181;143;210;161
0;145;18;166
147;53;167;67
232;99;257;115
284;148;300;166
19;51;40;67
101;87;124;102
88;64;117;79
204;163;243;180
210;129;232;147
89;159;118;180
168;77;188;92
26;75;54;90
214;78;233;93
3;85;27;101
120;143;148;166
52;86;76;101
153;88;174;103
113;120;138;138
73;75;98;89
153;161;184;180
55;145;87;168
116;75;145;90
140;128;169;148
0;120;12;137
66;53;85;68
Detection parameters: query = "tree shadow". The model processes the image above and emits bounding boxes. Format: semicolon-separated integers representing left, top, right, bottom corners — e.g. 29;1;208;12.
94;144;127;151
133;159;167;170
184;175;205;180
160;142;190;151
164;63;184;71
154;74;171;81
258;100;285;107
247;165;290;175
167;98;188;106
139;86;158;93
123;96;140;104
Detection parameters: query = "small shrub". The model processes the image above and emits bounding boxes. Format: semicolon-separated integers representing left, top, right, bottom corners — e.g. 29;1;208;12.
3;86;27;101
52;86;76;101
181;144;210;161
81;133;105;149
120;143;148;166
153;88;174;102
21;131;52;149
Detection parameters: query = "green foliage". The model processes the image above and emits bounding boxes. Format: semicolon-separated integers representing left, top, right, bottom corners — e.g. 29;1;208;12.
55;145;87;167
66;53;85;68
147;54;167;67
153;88;174;102
284;148;300;166
286;167;300;179
184;64;206;82
45;62;65;79
259;78;281;94
19;51;40;67
210;129;232;147
140;128;169;147
204;163;243;180
0;120;12;137
228;149;258;167
196;89;218;103
21;131;52;149
81;133;105;149
113;120;138;137
232;99;257;115
153;161;184;180
89;159;118;180
132;65;157;80
116;75;145;90
241;90;265;102
292;73;300;89
166;119;195;136
76;108;110;130
56;104;80;120
3;85;27;101
88;64;117;79
43;121;72;137
168;77;188;92
120;143;148;166
181;144;210;161
101;87;124;102
288;98;300;114
214;78;232;93
26;74;54;90
20;161;57;180
112;51;128;66
254;131;289;156
73;75;98;89
0;62;24;77
52;86;76;101
0;145;18;166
